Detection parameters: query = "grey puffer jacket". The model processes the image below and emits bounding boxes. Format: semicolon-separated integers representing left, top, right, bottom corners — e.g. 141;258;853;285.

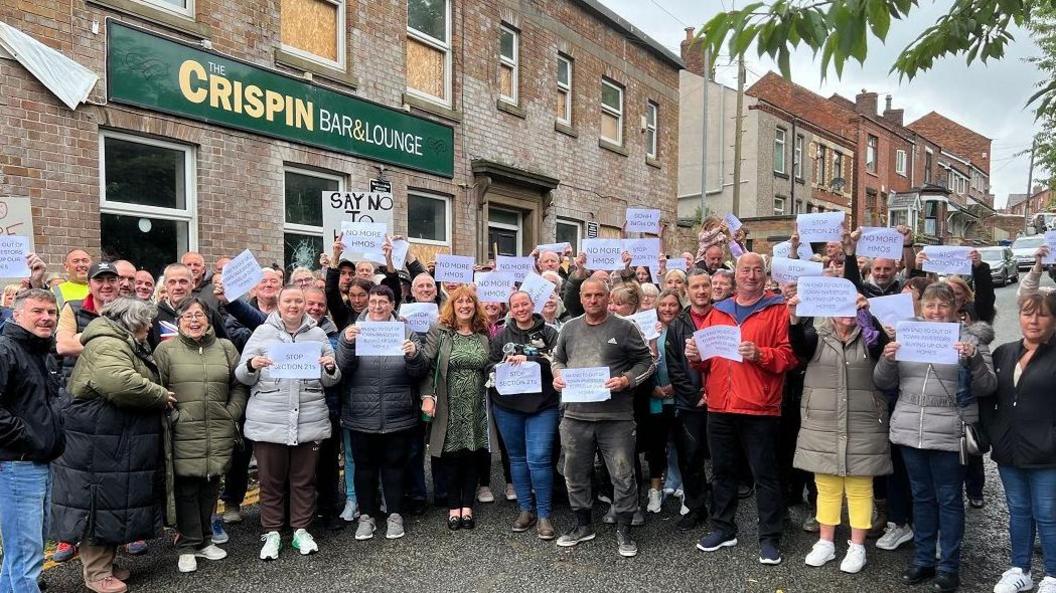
336;311;429;434
236;313;341;446
874;321;997;452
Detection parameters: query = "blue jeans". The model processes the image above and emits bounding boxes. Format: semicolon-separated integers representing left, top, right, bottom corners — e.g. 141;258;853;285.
492;405;559;518
999;465;1056;577
341;429;357;506
900;447;966;574
0;461;51;593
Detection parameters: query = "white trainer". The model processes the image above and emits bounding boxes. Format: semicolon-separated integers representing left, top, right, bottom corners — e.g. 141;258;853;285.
804;539;836;567
1037;576;1056;593
839;542;867;574
875;522;914;551
339;500;360;522
292;528;318;555
994;567;1034;593
194;544;227;561
177;553;197;573
259;531;281;561
646;488;663;513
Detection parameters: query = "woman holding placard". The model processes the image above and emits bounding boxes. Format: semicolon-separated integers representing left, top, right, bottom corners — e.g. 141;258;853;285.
419;286;492;530
487;291;560;539
235;286;341;561
873;283;996;592
785;293;890;574
336;285;428;542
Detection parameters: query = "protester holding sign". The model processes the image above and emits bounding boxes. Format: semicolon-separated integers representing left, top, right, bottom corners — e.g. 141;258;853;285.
486;291;560;540
336;285;428;542
643;289;683;515
840;225;915;299
873;283;996;591
235;286;340;561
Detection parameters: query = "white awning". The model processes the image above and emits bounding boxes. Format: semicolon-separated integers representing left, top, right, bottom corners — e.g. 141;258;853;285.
0;21;98;110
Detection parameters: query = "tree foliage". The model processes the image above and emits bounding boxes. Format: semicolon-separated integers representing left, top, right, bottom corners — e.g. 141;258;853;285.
1026;2;1056;186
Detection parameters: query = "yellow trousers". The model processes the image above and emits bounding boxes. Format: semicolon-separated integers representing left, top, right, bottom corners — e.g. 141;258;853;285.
814;473;874;530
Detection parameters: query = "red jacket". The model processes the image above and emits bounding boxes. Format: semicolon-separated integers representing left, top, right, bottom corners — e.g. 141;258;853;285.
693;294;798;416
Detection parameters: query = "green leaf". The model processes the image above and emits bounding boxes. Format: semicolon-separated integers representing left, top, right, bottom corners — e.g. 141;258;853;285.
869;0;892;39
778;46;792;78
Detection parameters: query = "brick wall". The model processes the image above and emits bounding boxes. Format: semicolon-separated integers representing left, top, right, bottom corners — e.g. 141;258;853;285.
908;112;992;175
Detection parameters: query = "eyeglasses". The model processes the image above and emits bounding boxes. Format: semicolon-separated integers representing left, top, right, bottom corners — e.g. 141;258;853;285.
180;313;207;321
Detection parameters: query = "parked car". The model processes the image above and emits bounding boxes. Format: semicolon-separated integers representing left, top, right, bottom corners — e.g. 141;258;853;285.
979;246;1018;286
1011;235;1046;270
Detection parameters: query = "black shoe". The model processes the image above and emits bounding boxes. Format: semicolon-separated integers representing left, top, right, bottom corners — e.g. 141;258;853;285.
737;484;755;499
902;566;937;585
677;509;707;532
968;497;985;509
323;514;346;531
447;515;462;531
933;572;960;592
38;578;47;591
615;524;638;558
406;497;428;516
461;514;476;530
556;523;597;547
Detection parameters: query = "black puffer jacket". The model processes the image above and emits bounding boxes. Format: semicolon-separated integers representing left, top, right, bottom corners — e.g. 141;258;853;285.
487;314;559;414
665;307;707;413
982;339;1056;469
335;311;429;434
0;323;64;462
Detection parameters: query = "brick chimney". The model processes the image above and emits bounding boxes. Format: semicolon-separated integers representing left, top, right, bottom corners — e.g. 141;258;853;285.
681;27;709;78
882;94;904;126
855;90;878;116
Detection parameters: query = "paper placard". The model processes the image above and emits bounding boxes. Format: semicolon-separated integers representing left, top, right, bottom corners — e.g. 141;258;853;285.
868;293;915;328
583;239;624;271
355;321;407;356
665;257;687;271
729;241;745;258
922;246;972;276
797;211;845;243
536;242;571;255
772;240;814;260
268;342;322;379
628;308;659;340
560;367;612;403
222;249;264;302
399;302;438;333
796;276;858;317
623;238;661;268
495;362;543;395
340;221;387;263
0;235;30;278
1044;231;1056;264
857;227;904;260
693;326;742;362
495;255;536;283
434;254;475;283
391;239;410;270
475;271;516;303
770;257;824;285
723;213;743;232
519;273;556;314
626;208;661;234
895;321;959;365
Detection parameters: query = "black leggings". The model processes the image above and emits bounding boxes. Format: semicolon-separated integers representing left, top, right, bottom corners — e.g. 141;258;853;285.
641;407;674;480
349;429;413;517
441;450;480;511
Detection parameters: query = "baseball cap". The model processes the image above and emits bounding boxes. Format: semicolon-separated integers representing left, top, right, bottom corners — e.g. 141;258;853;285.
88;262;118;279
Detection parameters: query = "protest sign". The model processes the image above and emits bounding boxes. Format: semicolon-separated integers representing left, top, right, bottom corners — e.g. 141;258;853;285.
868;293;915;328
340;221;387;263
623;238;660;268
795;276;858;317
729;241;745;258
0;197;35;252
560;367;612;403
222;249;264;301
582;239;624;270
1044;231;1056;264
495;255;536;283
434;254;475;283
770;257;824;285
322;190;394;243
665;257;687;271
536;242;571;255
895;321;959;365
495;362;543;395
629;308;659;340
693;326;742;362
857;227;904;260
475;272;516;303
723;213;743;232
519;273;556;314
922;246;972;275
796;211;845;243
268;342;322;379
626;208;661;234
0;235;30;278
355;321;407;356
390;239;410;269
772;240;815;261
399;302;438;333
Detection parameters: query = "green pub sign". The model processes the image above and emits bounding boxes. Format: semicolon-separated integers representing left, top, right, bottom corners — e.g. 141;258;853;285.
107;22;455;178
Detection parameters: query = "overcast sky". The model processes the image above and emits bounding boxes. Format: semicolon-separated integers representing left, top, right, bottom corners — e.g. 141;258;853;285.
602;0;1043;207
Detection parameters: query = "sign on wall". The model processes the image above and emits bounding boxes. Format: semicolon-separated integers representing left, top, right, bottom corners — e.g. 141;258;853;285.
0;197;34;250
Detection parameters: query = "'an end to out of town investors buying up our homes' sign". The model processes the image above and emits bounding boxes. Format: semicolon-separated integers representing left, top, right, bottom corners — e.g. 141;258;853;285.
106;21;455;178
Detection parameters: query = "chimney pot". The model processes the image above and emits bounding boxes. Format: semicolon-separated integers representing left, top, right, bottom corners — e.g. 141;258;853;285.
685;27;695;41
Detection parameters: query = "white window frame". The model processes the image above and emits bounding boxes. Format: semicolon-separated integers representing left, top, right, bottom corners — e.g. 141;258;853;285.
895;149;907;176
99;130;198;252
282;166;344;241
773;196;786;215
407;190;452;246
600;78;624;146
132;0;194;19
499;24;519;104
833;151;842;183
556;218;582;253
866;135;878;173
645;101;659;159
793;134;803;178
488;207;522;256
557;54;572;125
280;0;346;70
773;128;787;174
406;0;453;107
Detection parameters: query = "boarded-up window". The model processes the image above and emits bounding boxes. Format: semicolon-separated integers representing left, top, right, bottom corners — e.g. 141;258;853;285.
281;0;342;66
499;25;518;103
407;0;450;105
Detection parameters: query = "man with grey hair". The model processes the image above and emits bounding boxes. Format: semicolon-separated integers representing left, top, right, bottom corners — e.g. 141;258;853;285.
0;288;63;593
149;263;227;349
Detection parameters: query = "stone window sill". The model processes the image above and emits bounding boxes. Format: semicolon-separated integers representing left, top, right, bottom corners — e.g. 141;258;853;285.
274;48;357;89
402;93;463;123
496;100;526;119
89;0;211;39
555;122;578;138
599;139;628;157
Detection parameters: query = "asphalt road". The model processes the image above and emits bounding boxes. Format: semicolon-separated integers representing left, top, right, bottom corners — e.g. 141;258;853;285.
36;279;1042;593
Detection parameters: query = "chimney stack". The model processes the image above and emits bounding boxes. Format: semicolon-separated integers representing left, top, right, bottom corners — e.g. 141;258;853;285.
882;94;904;126
680;27;710;78
855;90;878;117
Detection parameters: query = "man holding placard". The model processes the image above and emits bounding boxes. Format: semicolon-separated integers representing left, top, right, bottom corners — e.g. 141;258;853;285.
841;224;915;299
552;278;654;558
688;252;798;565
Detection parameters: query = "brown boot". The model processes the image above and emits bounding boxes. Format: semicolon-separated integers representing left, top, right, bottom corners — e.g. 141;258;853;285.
511;511;536;532
536;517;556;540
111;566;130;581
85;576;127;593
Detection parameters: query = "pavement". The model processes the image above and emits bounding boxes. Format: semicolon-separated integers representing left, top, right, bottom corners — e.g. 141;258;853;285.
34;278;1044;593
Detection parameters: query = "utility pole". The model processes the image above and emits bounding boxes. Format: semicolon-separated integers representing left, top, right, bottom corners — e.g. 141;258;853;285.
699;47;710;224
1024;137;1037;229
731;55;746;215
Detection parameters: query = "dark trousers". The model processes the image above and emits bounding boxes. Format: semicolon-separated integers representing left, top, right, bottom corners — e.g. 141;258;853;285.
779;389;813;507
441;450;480;510
709;412;783;544
641;406;673;481
255;441;320;531
964;453;985;499
174;476;221;551
900;447;966;574
560;418;637;521
673;410;711;514
349;429;413;517
886;444;914;525
404;421;428;501
477;433;512;488
315;417;343;518
220;436;253;508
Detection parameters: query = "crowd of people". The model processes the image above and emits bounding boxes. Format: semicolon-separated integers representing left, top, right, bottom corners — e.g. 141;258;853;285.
0;217;1054;593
